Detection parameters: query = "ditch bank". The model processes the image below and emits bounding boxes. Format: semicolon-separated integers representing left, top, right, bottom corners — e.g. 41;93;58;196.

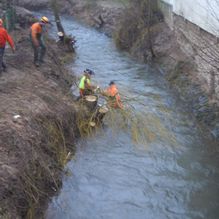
0;21;79;218
114;2;219;139
17;0;125;36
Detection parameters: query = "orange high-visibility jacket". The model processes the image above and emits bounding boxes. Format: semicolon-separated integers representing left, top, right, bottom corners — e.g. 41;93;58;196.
30;22;42;41
106;85;123;109
0;27;14;48
106;84;118;97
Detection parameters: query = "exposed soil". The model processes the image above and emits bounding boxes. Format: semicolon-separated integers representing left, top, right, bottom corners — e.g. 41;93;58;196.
16;0;51;10
17;0;125;36
64;0;125;35
0;26;79;218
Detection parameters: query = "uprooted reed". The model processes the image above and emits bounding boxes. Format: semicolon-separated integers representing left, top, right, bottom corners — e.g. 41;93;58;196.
75;91;177;146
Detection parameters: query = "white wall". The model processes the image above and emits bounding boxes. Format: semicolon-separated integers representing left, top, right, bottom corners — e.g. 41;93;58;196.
161;0;173;5
161;0;219;36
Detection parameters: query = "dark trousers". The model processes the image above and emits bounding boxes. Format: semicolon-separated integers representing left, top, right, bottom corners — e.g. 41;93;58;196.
0;47;6;73
79;88;93;97
31;36;46;63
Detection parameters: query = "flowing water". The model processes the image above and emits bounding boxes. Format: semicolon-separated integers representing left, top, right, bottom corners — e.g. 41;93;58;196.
44;14;219;219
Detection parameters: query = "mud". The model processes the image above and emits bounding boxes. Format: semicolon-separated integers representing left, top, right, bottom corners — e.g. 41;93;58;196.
0;25;78;218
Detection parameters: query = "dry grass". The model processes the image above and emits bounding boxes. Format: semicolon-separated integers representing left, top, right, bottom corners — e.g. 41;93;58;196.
0;29;78;218
73;91;176;147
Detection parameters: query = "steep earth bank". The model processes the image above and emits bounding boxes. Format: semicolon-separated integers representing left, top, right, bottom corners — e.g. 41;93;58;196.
0;12;80;219
18;0;125;36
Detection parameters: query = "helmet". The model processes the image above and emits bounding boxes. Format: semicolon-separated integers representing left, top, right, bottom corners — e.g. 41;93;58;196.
57;32;64;37
109;81;115;86
41;16;49;24
84;69;94;75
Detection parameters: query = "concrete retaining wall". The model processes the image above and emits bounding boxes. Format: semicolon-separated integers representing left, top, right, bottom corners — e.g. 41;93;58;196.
160;0;219;36
159;0;219;102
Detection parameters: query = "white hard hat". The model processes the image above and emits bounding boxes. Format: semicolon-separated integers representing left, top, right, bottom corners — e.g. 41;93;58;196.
57;32;64;37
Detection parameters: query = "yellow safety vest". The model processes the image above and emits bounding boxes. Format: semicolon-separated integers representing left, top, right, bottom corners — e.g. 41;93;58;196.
79;76;91;89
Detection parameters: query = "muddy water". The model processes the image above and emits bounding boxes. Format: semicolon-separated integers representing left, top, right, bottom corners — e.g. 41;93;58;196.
45;14;219;219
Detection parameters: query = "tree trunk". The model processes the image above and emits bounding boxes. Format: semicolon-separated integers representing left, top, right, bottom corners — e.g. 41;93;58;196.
83;95;98;111
51;0;65;34
147;0;156;59
94;106;109;123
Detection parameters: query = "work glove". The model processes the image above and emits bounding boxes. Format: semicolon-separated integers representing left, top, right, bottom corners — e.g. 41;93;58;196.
94;86;100;93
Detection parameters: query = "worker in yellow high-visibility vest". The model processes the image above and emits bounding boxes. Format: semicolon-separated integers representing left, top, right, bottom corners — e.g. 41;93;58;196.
79;69;97;97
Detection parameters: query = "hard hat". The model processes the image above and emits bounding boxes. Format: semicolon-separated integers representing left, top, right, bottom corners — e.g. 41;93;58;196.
109;81;115;86
57;32;64;37
41;16;49;24
84;69;94;75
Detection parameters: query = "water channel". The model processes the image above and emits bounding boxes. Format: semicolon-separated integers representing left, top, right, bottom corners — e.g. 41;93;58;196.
44;14;219;219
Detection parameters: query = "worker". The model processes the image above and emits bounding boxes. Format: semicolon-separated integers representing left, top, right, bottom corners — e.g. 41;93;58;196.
57;31;64;44
30;16;49;67
0;19;15;75
79;69;97;97
104;81;123;109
